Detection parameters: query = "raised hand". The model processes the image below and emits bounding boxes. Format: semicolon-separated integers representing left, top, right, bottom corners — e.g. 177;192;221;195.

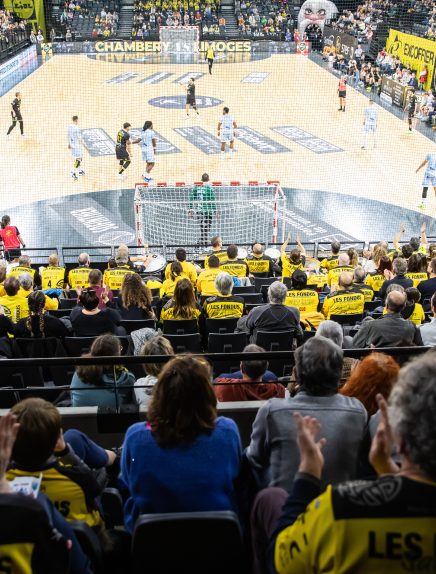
294;412;327;480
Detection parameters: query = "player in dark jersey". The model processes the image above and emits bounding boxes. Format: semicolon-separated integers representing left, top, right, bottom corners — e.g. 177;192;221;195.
6;92;23;136
184;78;199;118
406;87;417;132
116;122;140;178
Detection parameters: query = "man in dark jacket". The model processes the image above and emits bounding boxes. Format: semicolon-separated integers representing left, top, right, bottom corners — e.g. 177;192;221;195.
236;281;303;343
352;290;423;348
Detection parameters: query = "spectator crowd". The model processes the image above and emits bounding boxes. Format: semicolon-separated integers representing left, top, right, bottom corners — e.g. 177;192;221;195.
234;0;295;40
131;0;221;39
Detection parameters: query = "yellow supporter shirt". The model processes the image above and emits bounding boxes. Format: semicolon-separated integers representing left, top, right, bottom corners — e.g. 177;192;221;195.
0;294;29;322
219;259;249;278
204;250;228;268
246;255;272;276
405;272;428;288
7;466;103;529
274;477;436;574
280;253;305;278
159;275;186;298
160;303;202;322
285;289;319;314
365;272;385;293
203;295;245;319
41;266;66;290
196;268;220;295
319;255;339;271
353;282;374;302
18;288;59;310
103;266;135;291
327;265;355;288
8;266;36;283
322;288;365;319
0;282;5;297
383;303;425;326
164;260;197;285
68;266;92;289
306;274;327;290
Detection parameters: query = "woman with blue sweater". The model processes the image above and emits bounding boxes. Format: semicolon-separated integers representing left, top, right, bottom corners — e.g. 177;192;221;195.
120;355;242;533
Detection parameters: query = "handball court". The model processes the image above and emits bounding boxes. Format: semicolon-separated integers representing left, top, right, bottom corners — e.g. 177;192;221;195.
1;51;436;247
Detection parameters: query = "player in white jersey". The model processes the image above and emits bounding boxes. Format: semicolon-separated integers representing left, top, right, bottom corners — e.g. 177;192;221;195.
141;120;157;183
361;99;378;150
416;152;436;209
217;107;237;157
68;115;84;181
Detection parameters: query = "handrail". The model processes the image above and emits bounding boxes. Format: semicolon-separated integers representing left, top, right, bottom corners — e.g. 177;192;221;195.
0;346;429;368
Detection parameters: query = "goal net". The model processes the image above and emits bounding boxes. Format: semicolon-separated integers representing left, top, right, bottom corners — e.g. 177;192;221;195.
159;26;200;54
134;183;286;247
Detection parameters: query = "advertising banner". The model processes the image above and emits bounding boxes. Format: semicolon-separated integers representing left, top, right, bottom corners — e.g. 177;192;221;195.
323;26;361;60
4;0;46;37
380;76;411;108
386;29;435;91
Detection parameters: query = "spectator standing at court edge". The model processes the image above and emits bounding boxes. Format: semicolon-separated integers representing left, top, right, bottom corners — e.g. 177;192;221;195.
246;337;367;493
0;215;25;262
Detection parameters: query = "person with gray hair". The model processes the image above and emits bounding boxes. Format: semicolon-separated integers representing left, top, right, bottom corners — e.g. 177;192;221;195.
261;352;436;574
236;280;302;343
379;257;413;301
316;321;360;382
68;252;92;289
17;272;59;311
202;272;245;319
246;336;367;493
352;290;423;348
8;254;41;288
353;266;374;301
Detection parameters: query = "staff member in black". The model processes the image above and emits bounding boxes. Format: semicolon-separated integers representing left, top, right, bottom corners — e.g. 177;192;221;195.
184;78;200;118
6;92;23;136
116;122;140;178
406;87;417;132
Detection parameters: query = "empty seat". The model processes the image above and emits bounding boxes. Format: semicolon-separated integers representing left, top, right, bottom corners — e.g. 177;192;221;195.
131;511;246;574
330;313;363;326
205;318;238;334
254;330;294;377
232;285;255;294
238;293;263;304
208;332;248;375
163;333;202;353
162;319;199;335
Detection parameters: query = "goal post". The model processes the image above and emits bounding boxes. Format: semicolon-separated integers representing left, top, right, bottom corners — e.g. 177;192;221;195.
134;182;286;248
159;26;200;54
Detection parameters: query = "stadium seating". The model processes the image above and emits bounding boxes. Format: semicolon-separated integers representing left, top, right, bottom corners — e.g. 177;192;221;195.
131;511;246;574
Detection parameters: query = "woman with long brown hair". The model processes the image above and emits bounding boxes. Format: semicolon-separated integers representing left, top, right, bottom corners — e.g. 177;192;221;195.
120;355;241;533
160;278;201;322
118;272;155;320
340;352;399;416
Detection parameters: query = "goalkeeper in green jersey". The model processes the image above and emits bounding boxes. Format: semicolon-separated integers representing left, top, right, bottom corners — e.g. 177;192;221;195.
188;173;217;246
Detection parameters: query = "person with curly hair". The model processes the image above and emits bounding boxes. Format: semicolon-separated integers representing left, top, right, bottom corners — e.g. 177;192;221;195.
118;272;155;320
340;353;400;416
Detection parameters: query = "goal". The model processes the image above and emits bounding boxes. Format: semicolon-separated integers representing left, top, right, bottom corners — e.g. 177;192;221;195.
134;182;286;247
159;26;200;54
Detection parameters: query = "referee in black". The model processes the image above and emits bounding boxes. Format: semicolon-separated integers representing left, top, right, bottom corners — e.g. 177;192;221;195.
184;78;200;118
6;92;23;136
